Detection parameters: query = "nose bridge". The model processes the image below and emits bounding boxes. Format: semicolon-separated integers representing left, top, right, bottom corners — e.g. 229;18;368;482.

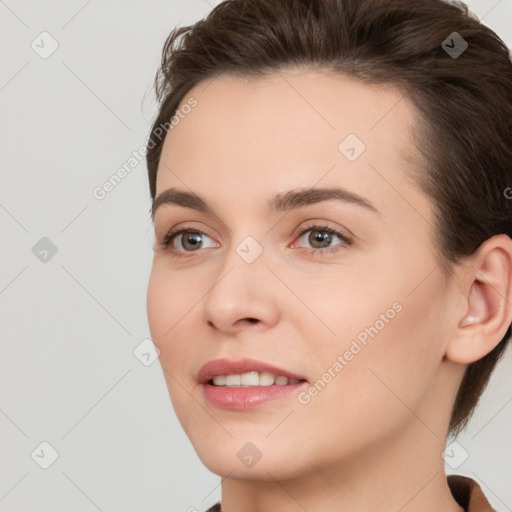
234;233;266;266
216;222;269;277
201;231;279;330
206;231;267;304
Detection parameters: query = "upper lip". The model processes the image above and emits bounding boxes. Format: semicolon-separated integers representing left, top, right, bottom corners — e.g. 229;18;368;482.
197;358;308;384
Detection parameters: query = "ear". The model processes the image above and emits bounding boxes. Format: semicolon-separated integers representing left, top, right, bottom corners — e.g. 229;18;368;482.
445;234;512;365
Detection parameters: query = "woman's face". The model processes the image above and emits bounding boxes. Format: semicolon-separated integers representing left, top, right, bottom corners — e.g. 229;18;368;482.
147;70;461;479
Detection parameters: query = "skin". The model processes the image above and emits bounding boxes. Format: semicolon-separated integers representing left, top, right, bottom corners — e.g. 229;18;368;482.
146;68;512;512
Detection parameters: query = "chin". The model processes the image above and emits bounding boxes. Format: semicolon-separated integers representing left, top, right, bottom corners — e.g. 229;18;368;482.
188;432;310;481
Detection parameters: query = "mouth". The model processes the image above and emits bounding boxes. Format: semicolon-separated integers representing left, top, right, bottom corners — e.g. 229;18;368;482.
207;372;306;387
197;357;308;386
197;358;309;409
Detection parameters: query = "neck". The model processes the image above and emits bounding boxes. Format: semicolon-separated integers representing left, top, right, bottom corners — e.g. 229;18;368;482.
219;420;465;512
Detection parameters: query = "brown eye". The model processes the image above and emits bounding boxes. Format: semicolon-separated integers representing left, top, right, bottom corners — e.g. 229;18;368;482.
294;224;352;253
178;231;204;251
307;229;334;249
161;227;218;253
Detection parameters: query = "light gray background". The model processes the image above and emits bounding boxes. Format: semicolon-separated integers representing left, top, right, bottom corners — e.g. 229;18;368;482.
0;1;511;511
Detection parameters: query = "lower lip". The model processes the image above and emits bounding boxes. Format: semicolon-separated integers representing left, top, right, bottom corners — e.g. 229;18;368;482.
202;382;307;409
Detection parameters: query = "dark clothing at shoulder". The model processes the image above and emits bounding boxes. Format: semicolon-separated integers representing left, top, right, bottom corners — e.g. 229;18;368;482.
448;474;496;511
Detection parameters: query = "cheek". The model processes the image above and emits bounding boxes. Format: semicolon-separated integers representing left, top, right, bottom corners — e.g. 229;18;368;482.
146;264;199;386
147;266;201;418
290;264;444;423
282;267;402;359
285;310;438;466
147;262;202;340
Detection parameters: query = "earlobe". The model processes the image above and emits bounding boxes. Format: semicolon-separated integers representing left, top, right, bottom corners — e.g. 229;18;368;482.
446;234;512;365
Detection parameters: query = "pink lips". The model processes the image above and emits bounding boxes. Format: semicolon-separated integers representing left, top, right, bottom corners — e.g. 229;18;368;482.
197;358;308;410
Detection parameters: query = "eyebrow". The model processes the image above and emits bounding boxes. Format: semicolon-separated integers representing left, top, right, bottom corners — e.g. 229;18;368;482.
151;186;379;221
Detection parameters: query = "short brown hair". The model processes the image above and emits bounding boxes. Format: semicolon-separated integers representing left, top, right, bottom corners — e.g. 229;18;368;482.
146;0;512;436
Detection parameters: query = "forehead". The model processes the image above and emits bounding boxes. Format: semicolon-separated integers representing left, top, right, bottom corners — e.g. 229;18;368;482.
156;69;429;224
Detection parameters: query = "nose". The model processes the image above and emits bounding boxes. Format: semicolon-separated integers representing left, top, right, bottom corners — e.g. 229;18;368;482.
202;249;280;334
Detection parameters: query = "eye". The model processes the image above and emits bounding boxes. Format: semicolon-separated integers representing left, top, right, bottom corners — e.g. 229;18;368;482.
291;224;353;254
160;225;218;254
159;222;353;257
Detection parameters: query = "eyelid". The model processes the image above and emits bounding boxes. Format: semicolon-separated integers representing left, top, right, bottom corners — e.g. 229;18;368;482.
289;220;354;244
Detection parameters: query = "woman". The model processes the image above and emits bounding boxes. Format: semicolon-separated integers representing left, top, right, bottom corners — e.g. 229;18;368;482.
145;0;512;510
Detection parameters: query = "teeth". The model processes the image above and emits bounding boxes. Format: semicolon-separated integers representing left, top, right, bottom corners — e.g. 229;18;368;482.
241;371;259;386
225;374;241;386
259;372;275;386
210;371;302;387
212;375;226;386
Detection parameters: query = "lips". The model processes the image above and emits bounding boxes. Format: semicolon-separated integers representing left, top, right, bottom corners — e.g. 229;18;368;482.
197;358;308;385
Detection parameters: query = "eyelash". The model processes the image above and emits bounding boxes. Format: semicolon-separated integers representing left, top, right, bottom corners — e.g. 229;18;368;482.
159;223;353;257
